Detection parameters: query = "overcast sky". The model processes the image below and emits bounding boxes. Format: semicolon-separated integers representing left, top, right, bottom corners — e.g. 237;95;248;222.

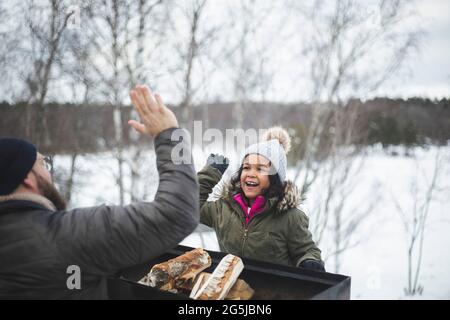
375;0;450;99
1;0;448;104
169;0;450;103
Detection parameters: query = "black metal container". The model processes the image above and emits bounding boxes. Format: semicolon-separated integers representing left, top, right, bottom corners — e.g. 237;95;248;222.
108;245;351;300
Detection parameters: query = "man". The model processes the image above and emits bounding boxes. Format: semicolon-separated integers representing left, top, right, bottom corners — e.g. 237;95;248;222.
0;85;199;299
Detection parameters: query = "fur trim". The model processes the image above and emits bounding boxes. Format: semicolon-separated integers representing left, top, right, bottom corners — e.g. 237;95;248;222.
0;193;56;211
220;179;302;213
277;181;302;212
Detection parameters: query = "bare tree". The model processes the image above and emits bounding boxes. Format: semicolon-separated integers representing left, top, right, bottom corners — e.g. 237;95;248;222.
169;0;220;132
180;0;206;129
124;0;168;202
299;103;382;273
391;148;448;296
22;0;75;145
49;1;168;206
75;0;168;205
0;4;21;95
222;0;277;128
86;0;131;205
9;0;77;209
126;0;167;86
289;0;422;272
54;24;95;207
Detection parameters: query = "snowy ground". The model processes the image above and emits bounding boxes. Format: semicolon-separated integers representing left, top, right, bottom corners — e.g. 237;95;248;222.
55;144;450;299
311;146;450;300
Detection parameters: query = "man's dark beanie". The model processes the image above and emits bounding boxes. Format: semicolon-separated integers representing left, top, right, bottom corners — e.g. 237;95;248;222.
0;138;37;195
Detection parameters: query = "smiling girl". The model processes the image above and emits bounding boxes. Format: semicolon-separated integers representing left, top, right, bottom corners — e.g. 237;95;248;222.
198;127;324;271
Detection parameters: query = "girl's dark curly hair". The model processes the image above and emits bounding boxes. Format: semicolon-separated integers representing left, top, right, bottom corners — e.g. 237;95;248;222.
229;164;286;206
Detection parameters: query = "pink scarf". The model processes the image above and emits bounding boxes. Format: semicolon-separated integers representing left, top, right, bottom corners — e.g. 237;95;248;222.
233;193;266;226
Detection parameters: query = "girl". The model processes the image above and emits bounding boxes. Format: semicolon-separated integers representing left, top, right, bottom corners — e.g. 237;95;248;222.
198;127;324;271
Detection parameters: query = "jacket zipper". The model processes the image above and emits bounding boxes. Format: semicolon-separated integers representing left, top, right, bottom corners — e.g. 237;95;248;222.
241;227;249;257
241;207;251;256
231;200;273;257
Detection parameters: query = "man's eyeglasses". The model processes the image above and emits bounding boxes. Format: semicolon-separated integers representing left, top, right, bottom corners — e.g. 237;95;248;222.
41;155;53;172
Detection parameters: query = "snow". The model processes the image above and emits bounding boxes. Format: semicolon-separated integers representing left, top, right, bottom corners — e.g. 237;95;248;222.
328;146;450;300
54;145;450;299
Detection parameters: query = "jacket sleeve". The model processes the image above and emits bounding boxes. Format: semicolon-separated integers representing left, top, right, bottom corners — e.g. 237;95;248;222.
197;165;223;228
287;209;324;267
47;128;199;276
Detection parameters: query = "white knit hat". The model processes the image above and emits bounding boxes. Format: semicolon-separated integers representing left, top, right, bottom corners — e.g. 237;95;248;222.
242;127;291;182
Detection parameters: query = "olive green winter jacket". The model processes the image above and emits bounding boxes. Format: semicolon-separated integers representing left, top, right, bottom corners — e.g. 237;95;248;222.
198;165;323;267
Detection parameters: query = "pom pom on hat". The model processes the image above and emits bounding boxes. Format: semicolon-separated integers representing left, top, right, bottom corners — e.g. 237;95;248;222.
262;126;291;154
242;126;291;182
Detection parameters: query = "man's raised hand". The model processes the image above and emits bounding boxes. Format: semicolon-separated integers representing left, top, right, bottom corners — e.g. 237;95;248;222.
128;85;179;137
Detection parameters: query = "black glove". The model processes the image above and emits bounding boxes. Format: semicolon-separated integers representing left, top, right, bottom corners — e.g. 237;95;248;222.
299;260;325;272
206;153;229;174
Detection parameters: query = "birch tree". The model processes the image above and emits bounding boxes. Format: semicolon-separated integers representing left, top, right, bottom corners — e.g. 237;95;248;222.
289;0;422;272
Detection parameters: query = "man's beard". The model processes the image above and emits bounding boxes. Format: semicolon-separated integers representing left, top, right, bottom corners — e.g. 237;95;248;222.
35;172;67;211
